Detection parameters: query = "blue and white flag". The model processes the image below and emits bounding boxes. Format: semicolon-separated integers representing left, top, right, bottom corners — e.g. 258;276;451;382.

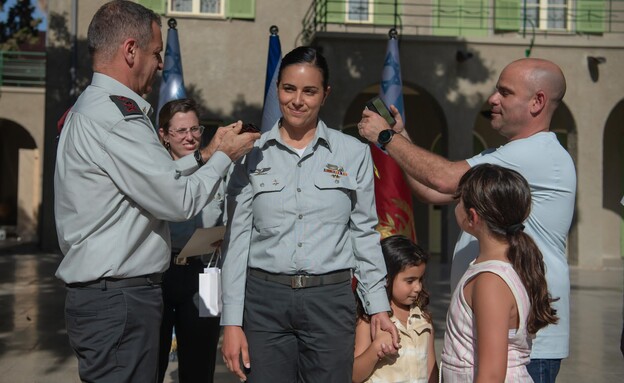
380;35;405;122
157;20;186;127
260;26;282;133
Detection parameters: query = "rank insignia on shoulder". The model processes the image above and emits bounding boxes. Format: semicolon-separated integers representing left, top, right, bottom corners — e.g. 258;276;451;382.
324;163;347;179
251;167;271;176
109;95;143;117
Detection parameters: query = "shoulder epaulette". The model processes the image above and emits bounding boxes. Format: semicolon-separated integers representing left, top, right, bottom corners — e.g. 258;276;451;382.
109;95;143;117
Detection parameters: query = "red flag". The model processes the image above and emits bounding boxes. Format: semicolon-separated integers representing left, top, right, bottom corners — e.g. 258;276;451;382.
371;144;416;241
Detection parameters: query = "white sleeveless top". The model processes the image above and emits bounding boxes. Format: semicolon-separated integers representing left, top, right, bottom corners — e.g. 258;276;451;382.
441;260;533;382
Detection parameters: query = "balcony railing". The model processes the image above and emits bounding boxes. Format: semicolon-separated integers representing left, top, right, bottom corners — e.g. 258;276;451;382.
0;51;46;88
301;0;624;44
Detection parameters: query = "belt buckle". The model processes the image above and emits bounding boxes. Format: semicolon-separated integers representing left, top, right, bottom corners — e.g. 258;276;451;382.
291;275;306;289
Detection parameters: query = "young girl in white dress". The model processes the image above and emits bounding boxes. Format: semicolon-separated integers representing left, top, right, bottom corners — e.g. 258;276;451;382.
441;164;559;382
353;235;439;383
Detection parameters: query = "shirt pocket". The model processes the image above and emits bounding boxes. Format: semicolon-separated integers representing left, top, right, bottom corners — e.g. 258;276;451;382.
249;174;285;230
313;174;356;225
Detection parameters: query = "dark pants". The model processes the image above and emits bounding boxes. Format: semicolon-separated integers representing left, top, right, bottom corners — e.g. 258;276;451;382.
243;274;356;383
65;284;162;383
527;358;562;383
158;258;221;383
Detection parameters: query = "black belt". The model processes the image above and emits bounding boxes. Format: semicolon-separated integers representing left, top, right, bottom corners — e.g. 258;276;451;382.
249;268;351;289
66;273;163;290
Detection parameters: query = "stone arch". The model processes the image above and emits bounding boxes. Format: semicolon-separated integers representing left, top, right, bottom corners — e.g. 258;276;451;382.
602;98;624;259
0;118;39;241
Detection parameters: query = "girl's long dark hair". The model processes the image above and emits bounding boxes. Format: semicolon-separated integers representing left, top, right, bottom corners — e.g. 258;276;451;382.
356;235;432;323
456;164;558;334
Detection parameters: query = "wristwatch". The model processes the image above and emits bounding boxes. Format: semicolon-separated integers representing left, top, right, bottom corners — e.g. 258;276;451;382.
194;149;204;168
377;129;396;150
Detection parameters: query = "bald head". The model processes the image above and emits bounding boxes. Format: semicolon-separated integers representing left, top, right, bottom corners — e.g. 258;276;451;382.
506;58;566;111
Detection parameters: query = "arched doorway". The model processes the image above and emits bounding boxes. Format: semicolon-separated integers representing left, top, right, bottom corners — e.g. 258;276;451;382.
341;82;446;255
0;118;38;241
602;99;624;260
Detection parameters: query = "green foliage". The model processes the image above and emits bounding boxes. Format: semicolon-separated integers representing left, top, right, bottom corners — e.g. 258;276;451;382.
0;0;42;51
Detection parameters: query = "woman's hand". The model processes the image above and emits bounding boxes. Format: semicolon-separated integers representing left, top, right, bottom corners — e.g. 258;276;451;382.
371;319;395;359
221;325;250;381
370;312;400;354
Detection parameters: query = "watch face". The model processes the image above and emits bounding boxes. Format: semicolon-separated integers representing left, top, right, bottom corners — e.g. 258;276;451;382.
378;129;394;145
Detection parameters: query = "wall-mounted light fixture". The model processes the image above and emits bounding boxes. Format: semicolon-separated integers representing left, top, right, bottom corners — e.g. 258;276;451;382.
456;50;473;63
587;56;606;82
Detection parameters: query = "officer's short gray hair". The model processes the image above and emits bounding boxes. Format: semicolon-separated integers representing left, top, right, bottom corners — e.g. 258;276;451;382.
88;0;161;62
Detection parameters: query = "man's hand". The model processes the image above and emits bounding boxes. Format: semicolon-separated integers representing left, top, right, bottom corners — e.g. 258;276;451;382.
370;312;400;354
200;121;260;162
358;105;405;143
221;325;250;381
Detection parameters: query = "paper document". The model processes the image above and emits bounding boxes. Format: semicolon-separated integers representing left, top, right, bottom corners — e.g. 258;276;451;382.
176;226;226;265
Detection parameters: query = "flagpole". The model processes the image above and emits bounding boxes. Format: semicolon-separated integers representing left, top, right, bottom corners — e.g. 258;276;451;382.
260;25;282;133
157;18;187;127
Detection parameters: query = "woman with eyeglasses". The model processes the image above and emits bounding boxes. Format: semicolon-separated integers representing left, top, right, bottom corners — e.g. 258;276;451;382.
156;98;224;383
220;46;399;383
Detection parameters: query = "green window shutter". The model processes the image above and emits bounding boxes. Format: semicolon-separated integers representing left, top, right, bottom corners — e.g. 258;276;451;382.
317;0;345;24
226;0;256;19
435;0;460;36
435;0;487;36
374;0;401;26
494;0;520;31
137;0;166;14
576;0;605;33
462;0;487;32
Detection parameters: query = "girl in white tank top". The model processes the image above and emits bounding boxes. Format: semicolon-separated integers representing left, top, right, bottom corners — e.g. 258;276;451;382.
441;164;559;382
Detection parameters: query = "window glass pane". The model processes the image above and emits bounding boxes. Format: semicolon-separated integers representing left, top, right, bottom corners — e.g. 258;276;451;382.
348;0;369;21
521;6;540;28
548;8;566;29
172;0;192;12
201;0;220;14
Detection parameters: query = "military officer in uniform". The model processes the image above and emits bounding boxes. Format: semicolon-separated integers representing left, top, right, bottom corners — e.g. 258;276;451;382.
54;2;259;382
221;46;398;383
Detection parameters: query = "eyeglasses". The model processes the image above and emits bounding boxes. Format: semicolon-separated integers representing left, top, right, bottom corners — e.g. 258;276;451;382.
169;125;205;137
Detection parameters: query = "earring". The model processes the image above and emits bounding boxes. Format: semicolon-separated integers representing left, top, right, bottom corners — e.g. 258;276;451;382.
164;141;171;151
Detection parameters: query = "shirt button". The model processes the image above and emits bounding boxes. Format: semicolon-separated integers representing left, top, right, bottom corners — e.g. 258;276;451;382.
260;183;264;187
297;242;302;247
297;188;301;192
366;301;370;306
298;214;303;219
335;180;339;184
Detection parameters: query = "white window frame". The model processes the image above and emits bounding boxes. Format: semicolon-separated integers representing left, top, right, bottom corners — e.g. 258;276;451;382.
522;0;571;31
346;0;374;23
168;0;225;18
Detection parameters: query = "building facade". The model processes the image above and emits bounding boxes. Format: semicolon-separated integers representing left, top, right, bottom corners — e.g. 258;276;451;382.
30;0;624;269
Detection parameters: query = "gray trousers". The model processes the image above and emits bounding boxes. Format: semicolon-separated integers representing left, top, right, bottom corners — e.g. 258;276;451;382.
65;285;162;383
243;274;356;383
